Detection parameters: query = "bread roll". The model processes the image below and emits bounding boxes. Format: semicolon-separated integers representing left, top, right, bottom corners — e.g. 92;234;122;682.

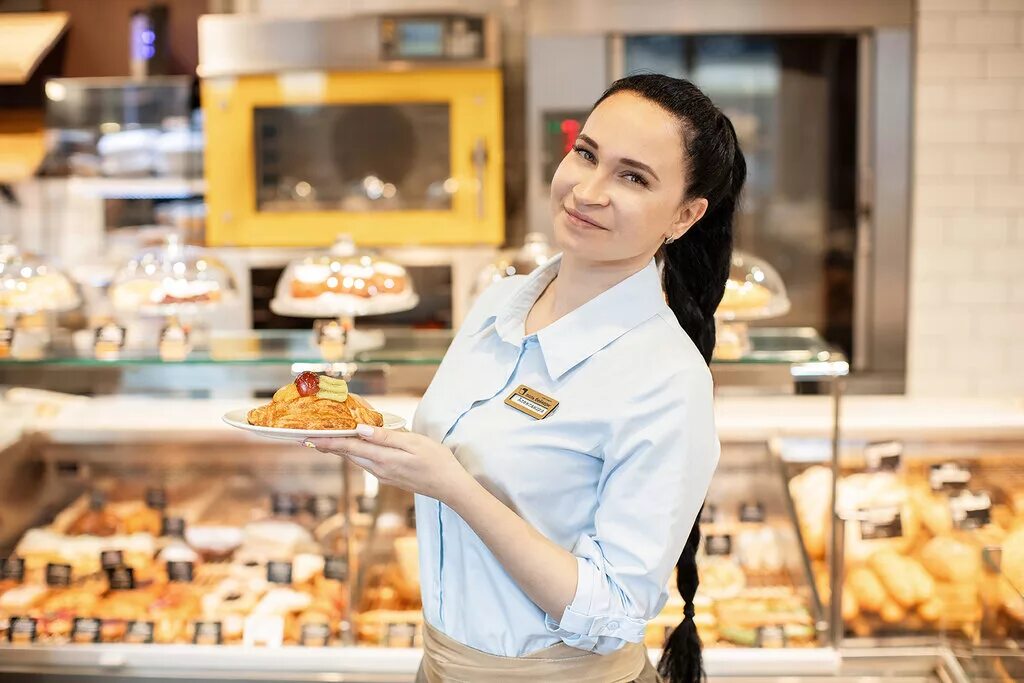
847;567;886;613
919;536;980;583
869;551;923;608
879;598;906;624
1000;529;1024;621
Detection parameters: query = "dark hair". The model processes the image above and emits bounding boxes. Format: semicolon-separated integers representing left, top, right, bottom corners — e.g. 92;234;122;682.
594;74;745;683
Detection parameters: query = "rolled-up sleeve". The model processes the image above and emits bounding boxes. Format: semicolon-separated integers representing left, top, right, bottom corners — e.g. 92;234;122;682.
543;368;720;653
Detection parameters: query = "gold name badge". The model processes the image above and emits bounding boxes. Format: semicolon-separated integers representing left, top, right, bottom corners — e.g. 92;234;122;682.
504;384;559;420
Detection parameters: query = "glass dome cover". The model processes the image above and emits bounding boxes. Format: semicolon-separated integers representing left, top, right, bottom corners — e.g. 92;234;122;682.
108;235;237;315
472;232;558;297
715;250;791;321
0;237;81;314
270;234;418;318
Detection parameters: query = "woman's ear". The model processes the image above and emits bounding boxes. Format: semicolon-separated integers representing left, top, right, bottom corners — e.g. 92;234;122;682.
665;197;709;242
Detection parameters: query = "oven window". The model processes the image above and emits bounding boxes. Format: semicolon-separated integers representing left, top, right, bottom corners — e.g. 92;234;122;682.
624;34;858;360
253;104;452;212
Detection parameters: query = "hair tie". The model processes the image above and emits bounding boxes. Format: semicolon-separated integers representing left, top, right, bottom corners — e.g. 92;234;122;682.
683;602;695;619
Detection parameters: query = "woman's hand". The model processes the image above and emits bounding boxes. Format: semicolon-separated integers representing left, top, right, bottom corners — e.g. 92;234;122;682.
304;426;472;504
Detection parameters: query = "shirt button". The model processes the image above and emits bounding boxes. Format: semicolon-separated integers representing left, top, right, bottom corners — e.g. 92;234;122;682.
606;621;619;632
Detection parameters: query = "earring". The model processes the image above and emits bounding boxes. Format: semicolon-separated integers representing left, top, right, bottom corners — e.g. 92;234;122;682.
664;235;678;245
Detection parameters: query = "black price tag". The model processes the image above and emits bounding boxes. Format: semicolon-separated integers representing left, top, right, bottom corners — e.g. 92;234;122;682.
167;560;194;583
161;515;185;538
193;620;223;645
950;491;992;530
859;507;904;540
159;322;189;344
323;555;349;582
106;565;135;591
2;556;24;582
46;563;72;587
309;495;338;520
267;561;293;585
300;622;331;647
930;462;971;493
101;550;124;570
8;616;37;643
705;534;733;557
93;323;126;348
756;625;787;648
699;504;717;525
865;441;903;472
71;617;102;644
271;492;299;517
739;502;765;523
145;487;167;510
125;620;155;644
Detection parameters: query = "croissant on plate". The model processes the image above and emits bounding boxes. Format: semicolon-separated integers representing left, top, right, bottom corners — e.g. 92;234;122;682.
247;372;383;430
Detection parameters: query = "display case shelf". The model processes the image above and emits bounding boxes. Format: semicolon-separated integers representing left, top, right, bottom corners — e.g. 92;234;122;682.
0;326;847;374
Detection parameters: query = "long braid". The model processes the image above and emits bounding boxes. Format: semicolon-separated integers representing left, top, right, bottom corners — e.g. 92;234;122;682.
595;75;746;683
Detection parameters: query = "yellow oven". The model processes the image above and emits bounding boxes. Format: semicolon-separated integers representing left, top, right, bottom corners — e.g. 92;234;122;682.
198;13;504;247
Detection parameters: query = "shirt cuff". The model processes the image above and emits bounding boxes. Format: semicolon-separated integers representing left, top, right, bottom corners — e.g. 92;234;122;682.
544;551;648;647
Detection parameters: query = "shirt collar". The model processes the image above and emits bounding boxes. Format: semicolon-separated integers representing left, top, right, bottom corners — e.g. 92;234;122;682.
477;254;667;380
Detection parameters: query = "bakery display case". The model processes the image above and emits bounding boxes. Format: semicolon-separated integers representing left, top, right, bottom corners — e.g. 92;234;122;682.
646;442;825;652
0;237;80;322
0;433;840;681
782;435;1024;680
714;251;792;361
0;326;856;681
108;235;236;318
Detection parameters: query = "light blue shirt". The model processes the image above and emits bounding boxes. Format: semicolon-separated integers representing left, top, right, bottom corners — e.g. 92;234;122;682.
411;254;720;657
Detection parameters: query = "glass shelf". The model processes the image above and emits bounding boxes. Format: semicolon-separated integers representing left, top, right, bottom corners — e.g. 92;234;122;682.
0;326;846;375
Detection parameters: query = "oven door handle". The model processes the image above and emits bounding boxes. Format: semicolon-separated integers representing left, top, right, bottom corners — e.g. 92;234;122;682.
471;138;488;220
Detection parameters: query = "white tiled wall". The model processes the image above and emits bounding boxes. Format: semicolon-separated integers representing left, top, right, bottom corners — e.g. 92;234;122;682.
908;0;1024;397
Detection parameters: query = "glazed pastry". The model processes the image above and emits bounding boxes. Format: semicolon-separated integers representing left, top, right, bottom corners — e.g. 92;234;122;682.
247;373;383;430
123;506;162;536
68;498;119;537
290;279;328;299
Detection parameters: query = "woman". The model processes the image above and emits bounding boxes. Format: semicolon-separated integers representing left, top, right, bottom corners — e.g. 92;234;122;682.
309;74;746;683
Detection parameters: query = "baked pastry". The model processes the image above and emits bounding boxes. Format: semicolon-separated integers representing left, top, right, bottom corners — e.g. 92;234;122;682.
847;566;886;613
718;279;772;313
247;372;383;431
919;536;980;583
868;551;934;608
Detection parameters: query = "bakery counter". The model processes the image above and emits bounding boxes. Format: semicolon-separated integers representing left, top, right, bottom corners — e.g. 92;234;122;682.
0;644;847;682
0;642;980;681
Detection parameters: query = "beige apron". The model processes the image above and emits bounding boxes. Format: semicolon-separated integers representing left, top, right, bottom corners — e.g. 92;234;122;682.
415;622;662;683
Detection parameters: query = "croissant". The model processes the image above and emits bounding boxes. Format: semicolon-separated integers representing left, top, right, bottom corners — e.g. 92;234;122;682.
247;372;383;430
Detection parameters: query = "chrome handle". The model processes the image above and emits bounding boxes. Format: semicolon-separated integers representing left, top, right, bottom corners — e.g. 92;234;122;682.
471;138;488;220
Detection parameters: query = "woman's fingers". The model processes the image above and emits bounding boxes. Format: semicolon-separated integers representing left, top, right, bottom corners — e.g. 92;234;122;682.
353;424;420;452
304;436;406;466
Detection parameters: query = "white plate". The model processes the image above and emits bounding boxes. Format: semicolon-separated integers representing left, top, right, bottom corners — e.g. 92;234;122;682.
222;408;406;442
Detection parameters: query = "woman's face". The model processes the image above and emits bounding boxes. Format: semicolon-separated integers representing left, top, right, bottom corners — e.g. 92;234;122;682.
549;92;707;265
